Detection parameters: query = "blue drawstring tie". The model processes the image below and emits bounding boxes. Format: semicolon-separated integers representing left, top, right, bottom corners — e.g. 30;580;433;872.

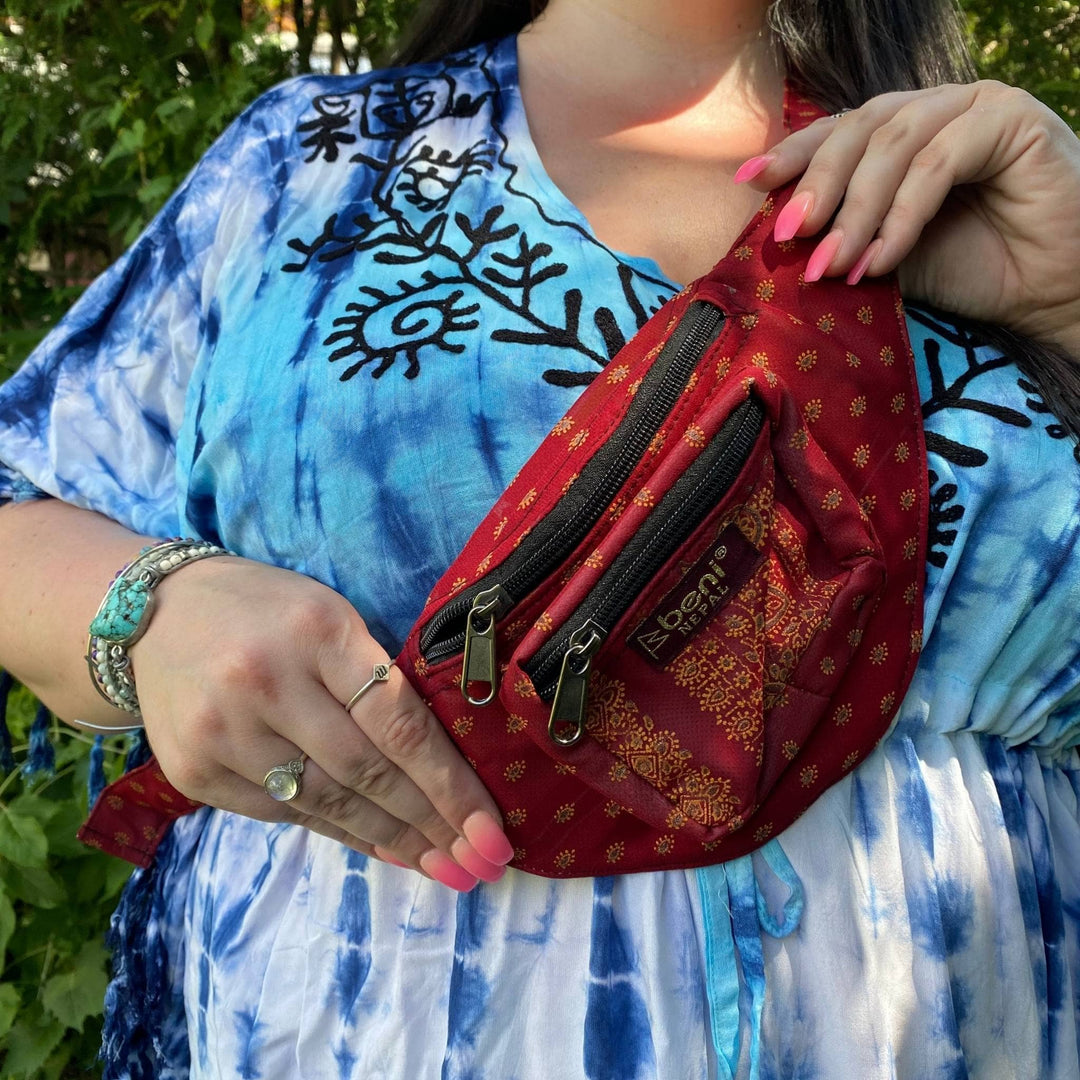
0;670;16;773
88;735;107;807
697;838;804;1079
23;701;56;779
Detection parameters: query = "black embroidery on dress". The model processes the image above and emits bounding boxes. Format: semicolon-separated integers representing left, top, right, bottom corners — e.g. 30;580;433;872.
1017;376;1080;465
908;306;1038;568
284;45;669;385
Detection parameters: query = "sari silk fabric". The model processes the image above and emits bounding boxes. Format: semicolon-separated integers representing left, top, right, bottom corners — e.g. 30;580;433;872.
2;36;1080;1080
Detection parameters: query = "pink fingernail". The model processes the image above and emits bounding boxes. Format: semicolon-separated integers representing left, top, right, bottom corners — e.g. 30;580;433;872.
463;810;515;865
804;229;844;283
846;239;883;285
733;153;777;184
419;850;479;892
451;838;506;883
774;191;814;243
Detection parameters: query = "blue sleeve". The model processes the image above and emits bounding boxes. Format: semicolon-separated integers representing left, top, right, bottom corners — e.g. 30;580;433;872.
0;89;281;538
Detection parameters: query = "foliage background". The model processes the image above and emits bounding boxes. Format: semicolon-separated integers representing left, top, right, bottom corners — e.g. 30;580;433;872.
0;0;1076;1075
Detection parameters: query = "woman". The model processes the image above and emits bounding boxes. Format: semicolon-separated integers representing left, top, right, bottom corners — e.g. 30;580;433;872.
2;0;1080;1075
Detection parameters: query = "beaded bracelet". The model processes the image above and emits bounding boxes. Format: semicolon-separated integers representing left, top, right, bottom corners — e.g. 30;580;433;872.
86;538;232;718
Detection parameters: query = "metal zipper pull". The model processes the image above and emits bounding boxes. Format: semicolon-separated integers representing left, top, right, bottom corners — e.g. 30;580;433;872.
461;585;511;706
548;620;606;747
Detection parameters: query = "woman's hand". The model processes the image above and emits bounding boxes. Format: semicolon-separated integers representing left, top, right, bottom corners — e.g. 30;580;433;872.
123;555;513;891
735;82;1080;356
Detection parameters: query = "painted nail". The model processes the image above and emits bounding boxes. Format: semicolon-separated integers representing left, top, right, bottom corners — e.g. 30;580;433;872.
846;239;883;285
463;810;515;865
804;229;845;284
733;153;777;184
419;850;479;892
773;191;814;243
451;837;506;883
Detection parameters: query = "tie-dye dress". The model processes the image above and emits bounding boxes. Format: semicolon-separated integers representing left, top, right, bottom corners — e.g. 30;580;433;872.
3;36;1080;1080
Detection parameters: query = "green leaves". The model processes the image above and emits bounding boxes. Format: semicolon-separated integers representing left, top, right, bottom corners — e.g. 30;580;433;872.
0;811;48;868
41;942;111;1033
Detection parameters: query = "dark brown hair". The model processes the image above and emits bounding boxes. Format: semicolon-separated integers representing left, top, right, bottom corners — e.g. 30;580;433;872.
392;0;1080;441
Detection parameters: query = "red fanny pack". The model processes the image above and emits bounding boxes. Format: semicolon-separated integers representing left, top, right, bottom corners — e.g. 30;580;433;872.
396;188;927;877
79;169;927;875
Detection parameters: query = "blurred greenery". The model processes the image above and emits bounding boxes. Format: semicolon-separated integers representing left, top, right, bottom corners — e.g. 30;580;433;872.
0;0;1076;1075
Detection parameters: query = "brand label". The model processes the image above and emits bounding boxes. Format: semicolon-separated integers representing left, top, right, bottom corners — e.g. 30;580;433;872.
627;523;763;667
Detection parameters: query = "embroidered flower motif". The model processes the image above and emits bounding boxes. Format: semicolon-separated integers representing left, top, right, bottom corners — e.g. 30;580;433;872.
554;849;576;870
684;371;700;395
517;488;537;510
804;399;823;423
756;278;776;302
740;313;759;330
648;430;667;454
513;677;536;698
903;537;918;559
551;416;574;436
879;345;895;366
633;488;656;508
475;553;492;576
790;428;809;450
911;629;923;653
684;425;706;448
782;740;800;760
880;691;896;715
413;656;429;678
850;395;867;417
568;428;590;450
833;703;853;726
604;800;623;818
753;823;774;842
506;713;527;733
900;488;916;510
449;576;468;595
610;761;629;782
554;761;577;776
584;550;604;570
820;657;836;675
822;489;843;511
606;842;625;863
606;364;630;384
895;442;910;462
846;351;861;367
817;313;835;333
859;494;877;519
627;378;643;397
752;350;770;369
716;356;733;379
607;495;627;520
667;809;687;829
107;795;124;811
777;239;796;253
852;443;871;469
654;835;675;856
554;803;575;824
534;612;553;632
904;582;917;604
796;349;817;371
847;628;863;647
799;766;818;788
891;393;906;414
512;527;532;549
560;472;579;495
453;716;475;738
735;245;753;261
857;305;873;325
506;808;527;826
843;751;861;770
493;516;508;540
869;642;888;665
504;760;526;782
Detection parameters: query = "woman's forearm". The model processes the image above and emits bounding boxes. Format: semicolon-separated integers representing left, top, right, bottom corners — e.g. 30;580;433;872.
0;498;156;726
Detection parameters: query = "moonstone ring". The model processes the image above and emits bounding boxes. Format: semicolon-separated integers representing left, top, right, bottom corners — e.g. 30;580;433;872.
263;754;307;802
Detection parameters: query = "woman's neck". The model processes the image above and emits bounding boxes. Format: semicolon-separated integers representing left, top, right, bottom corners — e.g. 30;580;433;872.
522;0;781;126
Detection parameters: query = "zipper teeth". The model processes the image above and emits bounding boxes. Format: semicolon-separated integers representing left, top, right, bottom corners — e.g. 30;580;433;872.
531;398;766;698
419;302;725;662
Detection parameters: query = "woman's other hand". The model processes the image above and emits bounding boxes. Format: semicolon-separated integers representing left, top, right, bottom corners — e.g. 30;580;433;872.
122;555;513;890
735;82;1080;356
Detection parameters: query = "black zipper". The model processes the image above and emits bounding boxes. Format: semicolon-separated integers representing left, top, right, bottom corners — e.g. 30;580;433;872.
419;301;727;663
526;395;767;718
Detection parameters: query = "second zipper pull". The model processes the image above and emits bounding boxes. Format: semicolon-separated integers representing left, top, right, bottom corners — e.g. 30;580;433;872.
548;620;606;747
461;585;512;706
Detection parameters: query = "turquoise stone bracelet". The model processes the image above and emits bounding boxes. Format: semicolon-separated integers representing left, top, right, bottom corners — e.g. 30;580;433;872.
85;538;231;716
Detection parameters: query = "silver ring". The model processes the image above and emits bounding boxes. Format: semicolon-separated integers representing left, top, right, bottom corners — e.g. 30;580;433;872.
263;754;307;802
345;659;395;712
831;108;854;119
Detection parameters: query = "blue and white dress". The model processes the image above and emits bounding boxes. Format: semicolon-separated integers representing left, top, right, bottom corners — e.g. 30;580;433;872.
3;36;1080;1080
